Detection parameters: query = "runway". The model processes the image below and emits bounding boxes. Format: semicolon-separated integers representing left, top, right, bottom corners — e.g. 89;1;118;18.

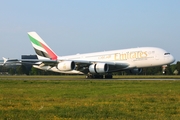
1;75;180;80
114;78;180;80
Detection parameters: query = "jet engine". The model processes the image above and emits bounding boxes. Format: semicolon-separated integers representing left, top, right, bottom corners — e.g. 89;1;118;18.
57;61;75;71
89;63;109;74
130;68;142;74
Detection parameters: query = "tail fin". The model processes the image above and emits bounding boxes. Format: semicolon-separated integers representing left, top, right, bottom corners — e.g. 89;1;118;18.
28;32;58;60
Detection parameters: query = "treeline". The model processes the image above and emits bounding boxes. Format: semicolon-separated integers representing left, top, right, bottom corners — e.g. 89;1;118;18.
0;65;61;75
0;61;180;75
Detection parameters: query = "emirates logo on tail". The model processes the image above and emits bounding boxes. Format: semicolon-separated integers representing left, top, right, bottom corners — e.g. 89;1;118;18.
28;32;58;60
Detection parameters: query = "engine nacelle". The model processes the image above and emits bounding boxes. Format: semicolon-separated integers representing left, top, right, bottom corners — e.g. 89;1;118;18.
57;61;75;71
89;63;109;74
130;68;142;74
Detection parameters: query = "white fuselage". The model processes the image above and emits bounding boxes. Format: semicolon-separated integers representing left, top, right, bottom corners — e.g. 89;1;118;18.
59;47;174;67
33;47;174;74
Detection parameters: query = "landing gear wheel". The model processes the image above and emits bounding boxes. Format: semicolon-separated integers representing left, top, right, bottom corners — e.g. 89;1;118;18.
86;74;104;79
86;74;113;79
86;74;93;79
93;74;104;79
105;74;113;79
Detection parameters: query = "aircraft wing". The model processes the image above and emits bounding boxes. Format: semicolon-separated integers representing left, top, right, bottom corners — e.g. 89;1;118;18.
3;58;129;73
3;58;57;66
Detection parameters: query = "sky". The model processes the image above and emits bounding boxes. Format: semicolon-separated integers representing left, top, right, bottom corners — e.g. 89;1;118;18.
0;0;180;62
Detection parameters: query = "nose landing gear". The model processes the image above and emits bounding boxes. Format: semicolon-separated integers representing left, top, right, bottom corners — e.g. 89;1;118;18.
162;65;167;74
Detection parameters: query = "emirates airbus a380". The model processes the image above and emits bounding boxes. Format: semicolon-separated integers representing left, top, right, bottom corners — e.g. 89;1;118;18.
4;32;175;78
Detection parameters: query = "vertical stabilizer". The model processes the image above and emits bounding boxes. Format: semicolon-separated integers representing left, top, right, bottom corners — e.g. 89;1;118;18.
28;32;58;60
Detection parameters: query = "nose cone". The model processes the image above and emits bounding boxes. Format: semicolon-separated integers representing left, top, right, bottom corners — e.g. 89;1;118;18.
170;55;175;64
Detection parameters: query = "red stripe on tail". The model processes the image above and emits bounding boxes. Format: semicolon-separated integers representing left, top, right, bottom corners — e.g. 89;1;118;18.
41;43;57;60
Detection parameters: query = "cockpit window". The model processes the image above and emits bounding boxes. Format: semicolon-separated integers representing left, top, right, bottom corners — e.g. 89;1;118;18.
164;53;170;55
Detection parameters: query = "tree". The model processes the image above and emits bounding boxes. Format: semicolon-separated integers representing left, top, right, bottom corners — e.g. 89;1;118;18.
8;68;16;75
16;65;27;75
30;67;41;75
176;61;180;75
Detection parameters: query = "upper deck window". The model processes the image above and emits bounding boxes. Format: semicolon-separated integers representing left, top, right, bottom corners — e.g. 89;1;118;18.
164;53;170;55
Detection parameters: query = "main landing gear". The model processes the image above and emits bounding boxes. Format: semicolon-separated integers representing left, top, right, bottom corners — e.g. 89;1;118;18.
85;74;113;79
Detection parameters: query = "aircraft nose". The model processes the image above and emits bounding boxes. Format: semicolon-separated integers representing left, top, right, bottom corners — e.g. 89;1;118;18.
170;55;175;63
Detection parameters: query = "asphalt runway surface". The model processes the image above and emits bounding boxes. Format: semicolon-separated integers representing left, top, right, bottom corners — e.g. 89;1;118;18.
1;77;180;81
115;78;180;80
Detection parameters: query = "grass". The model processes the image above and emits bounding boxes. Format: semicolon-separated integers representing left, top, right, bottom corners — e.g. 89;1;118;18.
0;76;180;119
